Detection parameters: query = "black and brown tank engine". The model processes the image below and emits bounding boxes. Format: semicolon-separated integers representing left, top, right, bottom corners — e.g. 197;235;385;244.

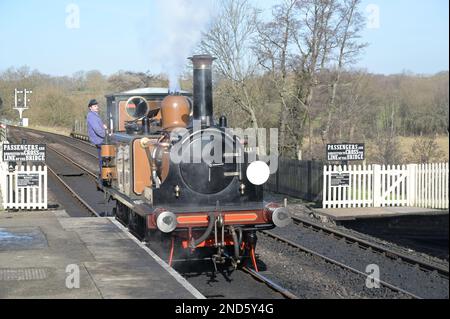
101;55;291;269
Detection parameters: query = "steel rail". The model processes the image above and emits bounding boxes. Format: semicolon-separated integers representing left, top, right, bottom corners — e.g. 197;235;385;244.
12;125;92;146
241;266;299;299
261;230;422;299
10;127;98;177
45;144;97;178
50;136;97;159
46;165;100;217
11;129;98;185
14;126;98;158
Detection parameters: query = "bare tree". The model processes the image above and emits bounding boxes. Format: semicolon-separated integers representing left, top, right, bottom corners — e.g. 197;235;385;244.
108;71;166;92
201;0;261;132
255;0;367;159
409;135;445;163
253;0;301;158
289;0;339;158
374;98;404;165
254;0;349;158
323;0;367;143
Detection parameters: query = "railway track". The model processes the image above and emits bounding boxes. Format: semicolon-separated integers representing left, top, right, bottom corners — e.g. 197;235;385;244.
259;211;449;298
241;267;298;299
15;126;98;160
47;165;99;217
291;215;449;279
51;135;98;160
260;230;420;299
9;127;98;176
175;259;299;299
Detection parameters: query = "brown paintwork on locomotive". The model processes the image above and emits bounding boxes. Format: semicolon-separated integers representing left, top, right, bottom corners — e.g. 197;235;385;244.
161;147;170;183
101;167;117;180
161;96;190;131
133;139;153;194
101;145;116;158
119;100;162;132
133;138;170;195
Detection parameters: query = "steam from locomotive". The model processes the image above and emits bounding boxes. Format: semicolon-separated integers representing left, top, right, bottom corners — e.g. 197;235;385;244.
152;0;216;92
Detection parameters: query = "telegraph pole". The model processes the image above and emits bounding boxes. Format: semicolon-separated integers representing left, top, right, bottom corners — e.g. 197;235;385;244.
14;88;32;126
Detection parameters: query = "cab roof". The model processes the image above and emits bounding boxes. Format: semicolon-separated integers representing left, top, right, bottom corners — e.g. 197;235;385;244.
106;87;191;98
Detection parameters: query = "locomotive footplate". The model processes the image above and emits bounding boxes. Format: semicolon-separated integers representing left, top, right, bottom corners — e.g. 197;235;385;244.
106;187;268;216
106;188;276;234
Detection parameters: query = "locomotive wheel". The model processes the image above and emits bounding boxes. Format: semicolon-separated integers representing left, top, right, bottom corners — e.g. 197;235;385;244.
146;231;174;263
115;202;129;227
232;242;258;271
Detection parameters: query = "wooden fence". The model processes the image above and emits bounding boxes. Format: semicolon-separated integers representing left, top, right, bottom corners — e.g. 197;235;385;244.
265;159;324;202
415;163;449;209
0;124;7;142
0;164;48;210
0;142;48;210
323;163;449;209
71;120;90;141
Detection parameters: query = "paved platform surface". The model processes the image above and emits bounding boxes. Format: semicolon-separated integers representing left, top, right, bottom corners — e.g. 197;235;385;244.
314;206;449;221
0;210;204;299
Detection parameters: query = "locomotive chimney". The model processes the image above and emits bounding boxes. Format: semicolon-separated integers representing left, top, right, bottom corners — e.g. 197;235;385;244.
189;55;215;127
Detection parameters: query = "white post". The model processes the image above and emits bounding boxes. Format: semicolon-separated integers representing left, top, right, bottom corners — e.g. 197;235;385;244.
323;165;327;208
0;163;5;209
43;165;48;209
407;164;417;206
373;165;381;207
444;163;448;209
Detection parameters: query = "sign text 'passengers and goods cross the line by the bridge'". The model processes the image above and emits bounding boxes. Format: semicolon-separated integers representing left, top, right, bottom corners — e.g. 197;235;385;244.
327;144;365;161
2;144;46;162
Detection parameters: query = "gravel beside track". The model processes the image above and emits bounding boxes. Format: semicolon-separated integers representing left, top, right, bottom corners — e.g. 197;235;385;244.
256;234;411;299
267;224;448;298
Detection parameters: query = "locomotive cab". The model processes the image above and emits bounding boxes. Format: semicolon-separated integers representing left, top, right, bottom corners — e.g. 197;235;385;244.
105;88;192;134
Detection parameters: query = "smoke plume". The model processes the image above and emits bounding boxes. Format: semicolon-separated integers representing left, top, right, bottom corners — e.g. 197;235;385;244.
151;0;215;93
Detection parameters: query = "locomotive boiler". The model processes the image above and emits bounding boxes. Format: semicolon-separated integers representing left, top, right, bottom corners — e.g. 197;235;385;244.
101;55;291;270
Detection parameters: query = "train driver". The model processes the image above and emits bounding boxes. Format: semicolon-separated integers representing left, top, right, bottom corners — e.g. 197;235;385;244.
86;99;107;187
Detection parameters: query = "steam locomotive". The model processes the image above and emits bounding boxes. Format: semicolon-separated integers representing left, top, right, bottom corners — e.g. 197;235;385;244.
101;55;291;270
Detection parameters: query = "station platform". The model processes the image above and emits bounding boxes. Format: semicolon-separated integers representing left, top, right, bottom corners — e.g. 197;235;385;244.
314;206;448;221
0;210;204;299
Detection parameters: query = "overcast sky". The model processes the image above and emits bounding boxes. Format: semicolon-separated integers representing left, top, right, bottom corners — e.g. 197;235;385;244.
0;0;448;76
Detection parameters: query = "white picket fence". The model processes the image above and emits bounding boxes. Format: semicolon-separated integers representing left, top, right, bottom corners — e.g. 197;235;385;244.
323;163;449;209
0;124;7;142
0;142;48;210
